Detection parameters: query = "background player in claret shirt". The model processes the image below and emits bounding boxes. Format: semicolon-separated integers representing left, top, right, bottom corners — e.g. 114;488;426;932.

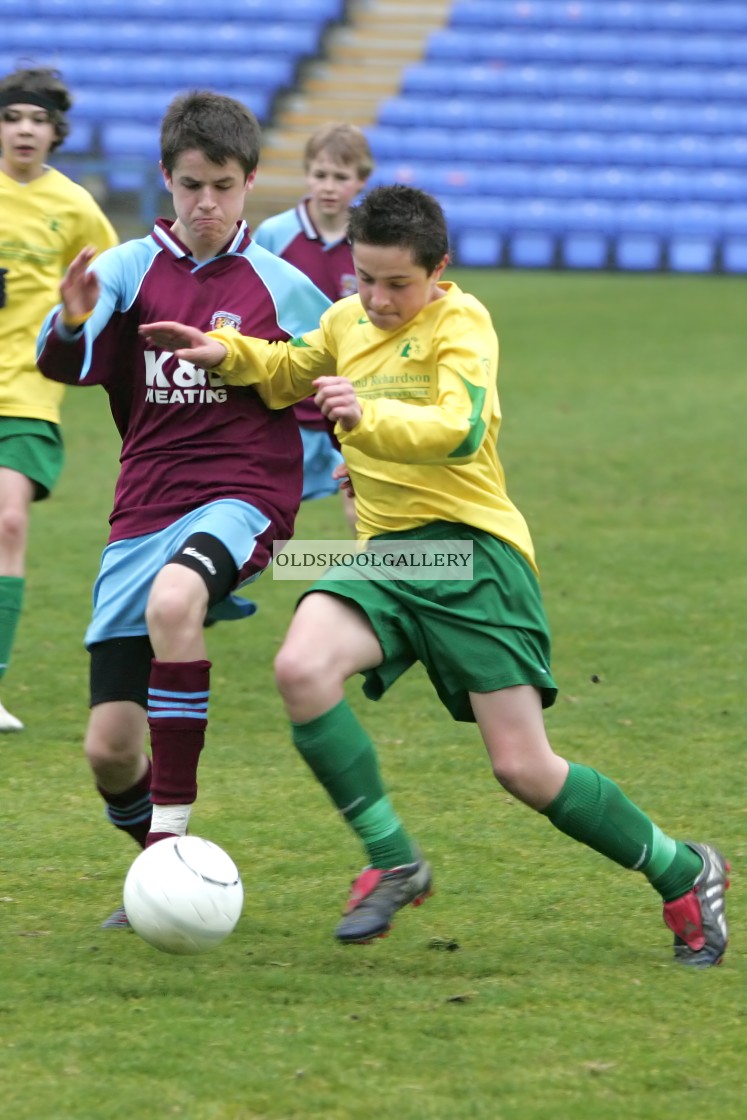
140;185;729;969
36;91;330;928
0;66;117;732
253;122;374;530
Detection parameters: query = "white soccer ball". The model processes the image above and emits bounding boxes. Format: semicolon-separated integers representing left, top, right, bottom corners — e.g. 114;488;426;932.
123;835;244;955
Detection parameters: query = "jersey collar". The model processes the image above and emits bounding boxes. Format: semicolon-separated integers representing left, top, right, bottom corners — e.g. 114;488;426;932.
296;198;348;250
151;218;251;258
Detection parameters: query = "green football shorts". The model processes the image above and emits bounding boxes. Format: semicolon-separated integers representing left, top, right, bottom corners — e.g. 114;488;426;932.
303;520;558;723
0;418;64;500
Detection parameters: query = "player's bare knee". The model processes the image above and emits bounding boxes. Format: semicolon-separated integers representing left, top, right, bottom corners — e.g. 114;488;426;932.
488;746;537;799
84;725;137;773
0;506;28;549
145;582;195;636
274;641;332;702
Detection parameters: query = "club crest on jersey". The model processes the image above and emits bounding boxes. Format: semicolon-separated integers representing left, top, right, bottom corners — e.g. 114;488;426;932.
399;337;423;359
210;310;242;331
340;273;358;298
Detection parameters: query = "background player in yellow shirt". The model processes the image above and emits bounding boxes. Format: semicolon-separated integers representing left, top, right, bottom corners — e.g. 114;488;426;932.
0;66;117;730
140;185;729;969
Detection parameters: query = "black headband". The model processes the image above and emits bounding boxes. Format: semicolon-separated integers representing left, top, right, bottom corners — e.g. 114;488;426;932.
0;90;60;112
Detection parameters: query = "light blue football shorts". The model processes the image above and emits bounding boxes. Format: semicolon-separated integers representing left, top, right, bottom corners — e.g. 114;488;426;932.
85;499;271;648
300;427;344;501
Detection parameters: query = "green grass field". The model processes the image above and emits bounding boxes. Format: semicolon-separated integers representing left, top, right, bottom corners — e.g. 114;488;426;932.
2;269;744;1120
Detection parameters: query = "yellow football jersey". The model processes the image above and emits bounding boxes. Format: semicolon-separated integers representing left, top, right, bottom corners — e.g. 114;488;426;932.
0;166;118;423
211;281;537;570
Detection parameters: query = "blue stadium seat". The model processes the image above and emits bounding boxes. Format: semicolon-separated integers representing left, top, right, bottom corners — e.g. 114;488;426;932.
508;232;556;268
614;236;664;271
71;87;175;123
456;231;503;267
722;205;747;236
612;200;670;269
656;135;715;168
402;63;558;99
666;202;723;270
605;134;668;166
449;1;554;29
101;123;160;159
100;122;160;191
441;197;513;235
562;200;618;235
667;237;718;273
64;119;95;154
722;239;747;273
561;233;609;270
535;166;588;199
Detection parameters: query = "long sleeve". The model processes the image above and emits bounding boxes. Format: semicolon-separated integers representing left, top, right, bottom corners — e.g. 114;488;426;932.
210;318;337;409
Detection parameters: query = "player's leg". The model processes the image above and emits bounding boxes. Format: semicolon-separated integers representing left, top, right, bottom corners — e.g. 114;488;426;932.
87;635;153;929
0;421;63;731
87;639;153;843
0;467;32;730
275;590;431;942
143;533;230;845
141;500;276;845
471;686;729;966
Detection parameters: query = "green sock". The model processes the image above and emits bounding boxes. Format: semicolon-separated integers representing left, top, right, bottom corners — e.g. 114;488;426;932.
0;576;24;680
543;762;702;901
292;699;414;869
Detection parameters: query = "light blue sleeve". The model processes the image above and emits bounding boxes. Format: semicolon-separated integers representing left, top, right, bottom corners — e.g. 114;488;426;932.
36;237;159;379
246;241;332;337
252;208;302;256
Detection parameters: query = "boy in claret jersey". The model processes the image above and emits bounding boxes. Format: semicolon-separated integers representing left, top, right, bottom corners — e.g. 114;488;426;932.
37;91;330;929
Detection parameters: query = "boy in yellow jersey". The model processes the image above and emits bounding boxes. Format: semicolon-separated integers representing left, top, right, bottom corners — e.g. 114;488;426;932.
0;66;117;730
140;185;729;968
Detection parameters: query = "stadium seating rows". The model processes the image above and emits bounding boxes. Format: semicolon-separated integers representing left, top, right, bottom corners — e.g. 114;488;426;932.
365;0;747;271
2;0;344;16
2;0;746;270
448;1;747;33
0;0;343;203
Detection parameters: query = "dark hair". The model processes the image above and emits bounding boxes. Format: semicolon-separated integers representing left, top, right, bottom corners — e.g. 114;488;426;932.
160;91;261;177
347;185;449;273
0;67;71;151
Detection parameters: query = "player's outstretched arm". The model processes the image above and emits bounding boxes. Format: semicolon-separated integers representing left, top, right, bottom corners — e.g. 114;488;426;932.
139;321;228;368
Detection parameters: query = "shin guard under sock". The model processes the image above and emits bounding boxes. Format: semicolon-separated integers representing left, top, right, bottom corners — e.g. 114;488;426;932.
147;659;210;842
292;699;414;868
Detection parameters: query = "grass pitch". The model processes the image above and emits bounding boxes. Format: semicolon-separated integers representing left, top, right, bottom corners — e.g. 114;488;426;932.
1;269;743;1119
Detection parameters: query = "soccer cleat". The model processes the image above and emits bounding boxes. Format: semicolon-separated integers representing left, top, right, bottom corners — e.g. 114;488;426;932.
0;699;23;732
335;850;433;944
662;841;730;968
101;905;131;930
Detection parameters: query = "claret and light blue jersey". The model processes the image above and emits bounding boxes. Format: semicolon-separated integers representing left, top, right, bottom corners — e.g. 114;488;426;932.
36;218;331;546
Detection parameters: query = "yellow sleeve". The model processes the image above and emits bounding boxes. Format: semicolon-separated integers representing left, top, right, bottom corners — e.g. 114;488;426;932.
338;304;498;465
209;317;337;410
65;197;119;267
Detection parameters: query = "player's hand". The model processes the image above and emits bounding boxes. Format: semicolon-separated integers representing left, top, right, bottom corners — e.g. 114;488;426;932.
139;321;227;368
313;376;362;431
331;462;354;496
59;246;99;326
